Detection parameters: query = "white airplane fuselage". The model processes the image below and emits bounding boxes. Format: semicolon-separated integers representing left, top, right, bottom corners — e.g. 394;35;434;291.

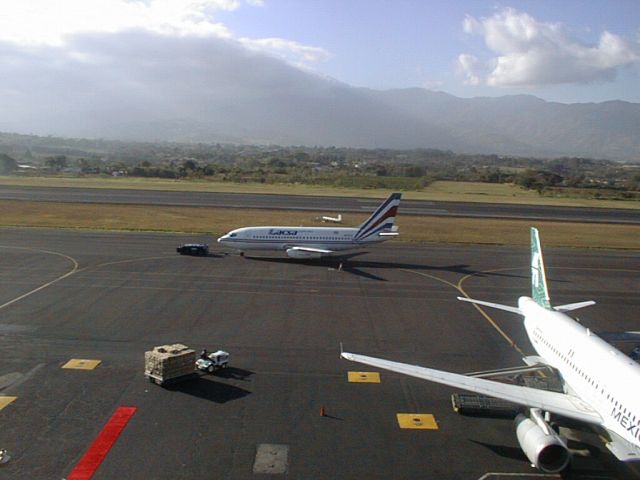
521;296;640;448
217;192;401;258
218;226;387;253
342;227;639;470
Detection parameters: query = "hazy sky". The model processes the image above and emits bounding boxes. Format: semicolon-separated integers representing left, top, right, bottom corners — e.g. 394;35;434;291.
1;0;638;115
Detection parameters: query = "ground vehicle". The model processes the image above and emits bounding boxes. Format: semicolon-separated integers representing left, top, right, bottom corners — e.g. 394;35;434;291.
145;344;229;386
176;243;209;256
196;350;229;373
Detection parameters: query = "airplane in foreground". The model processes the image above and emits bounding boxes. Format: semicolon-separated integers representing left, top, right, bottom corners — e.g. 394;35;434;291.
342;227;640;473
217;193;401;259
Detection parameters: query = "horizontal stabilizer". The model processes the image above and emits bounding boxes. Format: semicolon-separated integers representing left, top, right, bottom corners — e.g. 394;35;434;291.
378;232;399;237
457;296;522;315
554;300;596;312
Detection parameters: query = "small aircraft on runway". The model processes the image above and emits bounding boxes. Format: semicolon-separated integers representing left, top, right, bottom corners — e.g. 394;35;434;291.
342;227;640;473
217;193;401;259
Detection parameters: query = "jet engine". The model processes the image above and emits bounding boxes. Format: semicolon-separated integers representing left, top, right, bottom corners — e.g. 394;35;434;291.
515;413;570;473
286;248;323;259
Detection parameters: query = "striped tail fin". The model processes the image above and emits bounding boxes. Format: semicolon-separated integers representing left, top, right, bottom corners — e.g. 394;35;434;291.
530;227;552;309
354;193;401;241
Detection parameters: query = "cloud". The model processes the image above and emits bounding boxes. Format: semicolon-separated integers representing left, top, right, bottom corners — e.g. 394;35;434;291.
0;30;331;137
0;0;243;46
240;37;331;63
0;1;335;138
458;8;640;87
456;54;482;86
0;0;327;68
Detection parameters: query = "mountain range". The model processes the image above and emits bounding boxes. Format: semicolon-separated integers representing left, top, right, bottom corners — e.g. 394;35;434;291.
97;87;640;161
2;31;638;161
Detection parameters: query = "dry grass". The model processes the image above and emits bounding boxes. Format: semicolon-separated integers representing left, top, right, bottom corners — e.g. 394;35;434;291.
2;176;639;209
3;200;639;249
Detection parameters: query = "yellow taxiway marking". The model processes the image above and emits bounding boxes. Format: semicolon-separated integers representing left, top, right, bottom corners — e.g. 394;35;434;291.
0;396;17;410
396;413;438;429
62;359;102;370
401;267;525;355
348;371;381;383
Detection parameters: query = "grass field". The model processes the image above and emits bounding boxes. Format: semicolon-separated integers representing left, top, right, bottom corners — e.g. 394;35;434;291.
2;175;639;209
2;200;638;249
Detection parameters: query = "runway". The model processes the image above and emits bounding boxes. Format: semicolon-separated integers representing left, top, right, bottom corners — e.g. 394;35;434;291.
2;184;639;224
0;227;638;479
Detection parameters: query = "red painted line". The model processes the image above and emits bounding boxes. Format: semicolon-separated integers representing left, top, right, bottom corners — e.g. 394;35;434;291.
67;406;137;480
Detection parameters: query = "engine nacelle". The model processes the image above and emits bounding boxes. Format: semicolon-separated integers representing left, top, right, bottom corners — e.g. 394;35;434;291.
286;248;323;259
515;414;570;473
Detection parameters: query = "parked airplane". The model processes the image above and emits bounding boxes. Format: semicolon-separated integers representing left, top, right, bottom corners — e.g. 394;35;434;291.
342;227;640;473
217;193;401;258
321;214;342;223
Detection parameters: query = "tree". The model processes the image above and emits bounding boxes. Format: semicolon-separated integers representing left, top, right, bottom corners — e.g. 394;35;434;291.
0;154;18;174
182;159;197;171
515;169;563;192
45;155;67;172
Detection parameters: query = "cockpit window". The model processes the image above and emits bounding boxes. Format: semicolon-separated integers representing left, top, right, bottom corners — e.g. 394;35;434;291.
230;233;237;237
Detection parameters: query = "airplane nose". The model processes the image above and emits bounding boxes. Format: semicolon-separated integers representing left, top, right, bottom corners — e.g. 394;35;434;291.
217;235;226;243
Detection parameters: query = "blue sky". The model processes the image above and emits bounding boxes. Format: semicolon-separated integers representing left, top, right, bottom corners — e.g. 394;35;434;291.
214;0;640;102
1;0;639;106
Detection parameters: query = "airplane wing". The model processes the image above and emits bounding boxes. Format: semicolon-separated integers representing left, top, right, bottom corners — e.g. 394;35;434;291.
288;246;333;254
606;430;640;461
341;351;602;425
465;363;555;379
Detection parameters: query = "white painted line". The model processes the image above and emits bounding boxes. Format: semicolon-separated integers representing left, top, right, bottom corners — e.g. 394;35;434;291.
253;444;289;474
0;247;78;311
477;473;560;479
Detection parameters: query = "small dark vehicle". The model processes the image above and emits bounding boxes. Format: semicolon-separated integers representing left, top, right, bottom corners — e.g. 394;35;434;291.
177;243;209;256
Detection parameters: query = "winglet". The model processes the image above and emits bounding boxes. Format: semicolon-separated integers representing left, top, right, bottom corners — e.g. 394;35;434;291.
341;351;355;361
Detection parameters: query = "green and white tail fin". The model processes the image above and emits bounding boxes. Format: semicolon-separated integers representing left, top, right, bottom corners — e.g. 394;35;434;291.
458;227;595;315
530;227;552;309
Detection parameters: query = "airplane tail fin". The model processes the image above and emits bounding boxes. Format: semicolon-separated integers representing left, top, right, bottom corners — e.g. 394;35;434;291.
530;227;552;309
354;193;401;241
458;228;595;315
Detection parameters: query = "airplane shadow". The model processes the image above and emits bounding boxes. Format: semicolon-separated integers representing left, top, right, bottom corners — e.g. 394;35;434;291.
248;253;526;283
166;376;251;403
469;439;528;463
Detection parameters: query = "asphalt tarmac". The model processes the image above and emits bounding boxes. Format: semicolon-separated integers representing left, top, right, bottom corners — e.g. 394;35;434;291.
2;185;639;224
0;228;638;479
